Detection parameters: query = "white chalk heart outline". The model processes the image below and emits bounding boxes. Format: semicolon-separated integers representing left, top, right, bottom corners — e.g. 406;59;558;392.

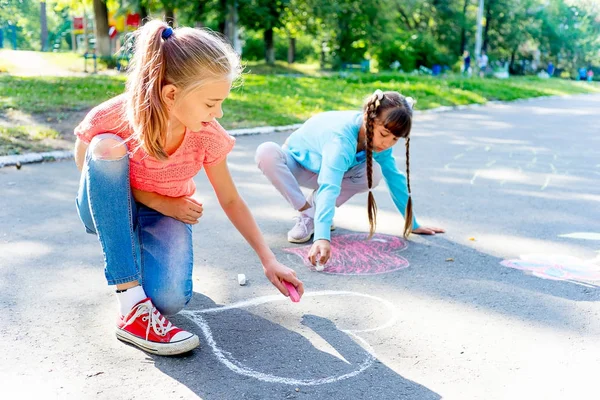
181;290;398;386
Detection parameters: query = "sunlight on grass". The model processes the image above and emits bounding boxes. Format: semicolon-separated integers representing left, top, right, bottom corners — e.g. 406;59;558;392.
41;52;110;73
0;126;61;155
0;75;126;112
243;61;324;76
0;50;16;73
0;73;598;129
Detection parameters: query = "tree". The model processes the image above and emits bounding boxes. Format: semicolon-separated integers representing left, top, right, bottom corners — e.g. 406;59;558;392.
459;0;470;54
92;0;110;56
238;0;289;64
54;0;110;54
276;0;324;63
310;0;387;68
3;0;599;74
380;0;469;69
41;1;49;51
164;3;174;25
175;0;211;27
0;0;42;49
120;0;150;24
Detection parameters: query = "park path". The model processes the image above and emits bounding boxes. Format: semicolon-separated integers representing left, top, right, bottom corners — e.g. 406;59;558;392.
1;91;600;400
2;49;77;76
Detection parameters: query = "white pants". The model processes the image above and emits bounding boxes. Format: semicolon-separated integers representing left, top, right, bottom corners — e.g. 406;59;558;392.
255;141;382;211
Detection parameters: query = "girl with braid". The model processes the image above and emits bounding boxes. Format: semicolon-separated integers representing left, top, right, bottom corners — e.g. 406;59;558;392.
73;20;303;356
256;89;444;266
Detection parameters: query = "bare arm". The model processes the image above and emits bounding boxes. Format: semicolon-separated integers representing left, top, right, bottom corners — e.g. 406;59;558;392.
75;137;202;224
131;188;169;211
74;138;88;172
204;158;304;297
131;188;204;225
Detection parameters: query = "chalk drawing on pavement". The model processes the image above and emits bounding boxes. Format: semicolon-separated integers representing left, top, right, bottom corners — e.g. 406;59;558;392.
283;233;410;275
181;291;398;386
501;233;600;284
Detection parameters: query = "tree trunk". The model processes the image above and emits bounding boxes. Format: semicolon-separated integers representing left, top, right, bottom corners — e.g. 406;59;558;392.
93;0;110;56
288;37;296;64
224;0;240;52
165;7;175;26
40;1;48;51
264;28;275;65
218;0;228;34
482;0;493;53
459;0;469;55
509;46;518;72
195;1;208;27
140;6;149;25
397;7;414;30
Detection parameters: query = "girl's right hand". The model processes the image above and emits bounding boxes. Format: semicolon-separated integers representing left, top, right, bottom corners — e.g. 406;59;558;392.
162;196;204;224
308;239;331;266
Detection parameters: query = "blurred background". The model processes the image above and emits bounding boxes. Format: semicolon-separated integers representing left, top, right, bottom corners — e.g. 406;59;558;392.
1;0;599;77
0;0;599;157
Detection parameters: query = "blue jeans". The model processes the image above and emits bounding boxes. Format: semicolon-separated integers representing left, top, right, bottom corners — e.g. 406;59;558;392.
76;134;193;316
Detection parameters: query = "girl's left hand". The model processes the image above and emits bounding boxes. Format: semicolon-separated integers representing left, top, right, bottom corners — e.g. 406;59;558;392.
263;260;305;299
413;226;445;235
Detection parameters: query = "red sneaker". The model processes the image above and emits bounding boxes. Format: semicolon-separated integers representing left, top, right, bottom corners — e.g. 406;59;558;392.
116;298;199;356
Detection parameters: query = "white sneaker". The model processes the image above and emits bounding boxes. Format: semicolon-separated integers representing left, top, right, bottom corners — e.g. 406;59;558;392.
288;215;314;243
287;215;335;243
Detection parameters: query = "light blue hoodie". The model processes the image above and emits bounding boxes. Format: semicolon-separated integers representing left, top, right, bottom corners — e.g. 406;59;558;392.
286;110;419;241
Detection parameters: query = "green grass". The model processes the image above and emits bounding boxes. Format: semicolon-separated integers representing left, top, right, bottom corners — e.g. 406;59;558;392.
0;75;126;113
2;72;597;155
0;73;598;130
0;126;61;155
243;61;325;76
223;74;600;128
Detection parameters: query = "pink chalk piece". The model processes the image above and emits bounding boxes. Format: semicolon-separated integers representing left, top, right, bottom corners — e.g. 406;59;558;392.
283;233;410;276
283;280;301;303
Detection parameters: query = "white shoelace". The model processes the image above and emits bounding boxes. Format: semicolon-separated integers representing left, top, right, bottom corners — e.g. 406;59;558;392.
122;300;176;340
293;215;313;234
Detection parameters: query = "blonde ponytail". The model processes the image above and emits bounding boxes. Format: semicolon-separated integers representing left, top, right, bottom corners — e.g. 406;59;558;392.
125;20;242;160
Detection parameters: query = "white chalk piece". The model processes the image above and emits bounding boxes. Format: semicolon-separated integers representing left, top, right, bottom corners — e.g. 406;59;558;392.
237;274;247;286
314;252;325;272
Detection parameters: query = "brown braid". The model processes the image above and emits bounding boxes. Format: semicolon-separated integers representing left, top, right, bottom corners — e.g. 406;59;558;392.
403;137;413;238
366;101;377;239
365;95;379;239
362;90;415;240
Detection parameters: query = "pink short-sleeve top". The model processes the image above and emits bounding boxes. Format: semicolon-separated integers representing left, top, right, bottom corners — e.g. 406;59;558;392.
74;94;235;197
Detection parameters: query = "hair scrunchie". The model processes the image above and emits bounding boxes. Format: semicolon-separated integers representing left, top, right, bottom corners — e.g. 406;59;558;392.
405;96;416;109
162;27;173;40
373;89;384;108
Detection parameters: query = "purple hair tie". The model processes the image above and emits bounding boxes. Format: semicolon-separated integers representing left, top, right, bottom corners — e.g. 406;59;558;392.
162;27;173;40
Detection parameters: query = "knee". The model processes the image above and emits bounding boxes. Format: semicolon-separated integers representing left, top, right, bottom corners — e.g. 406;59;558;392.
255;142;282;169
89;134;128;161
152;291;192;317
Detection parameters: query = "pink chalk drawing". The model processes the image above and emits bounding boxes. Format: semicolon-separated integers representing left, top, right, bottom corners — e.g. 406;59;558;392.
500;254;600;284
283;233;409;275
